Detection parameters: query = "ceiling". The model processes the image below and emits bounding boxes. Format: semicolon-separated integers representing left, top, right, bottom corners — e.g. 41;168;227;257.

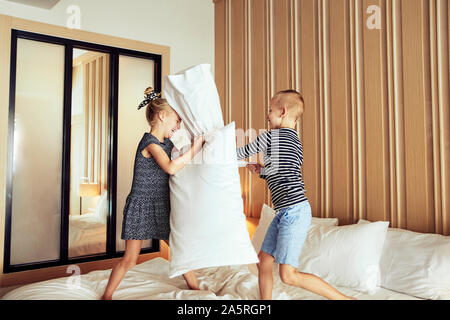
4;0;61;9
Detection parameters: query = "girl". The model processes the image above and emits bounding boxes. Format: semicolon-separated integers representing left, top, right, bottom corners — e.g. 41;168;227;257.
101;87;205;300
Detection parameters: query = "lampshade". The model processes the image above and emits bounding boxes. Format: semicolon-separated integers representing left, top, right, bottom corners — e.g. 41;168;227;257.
79;183;100;197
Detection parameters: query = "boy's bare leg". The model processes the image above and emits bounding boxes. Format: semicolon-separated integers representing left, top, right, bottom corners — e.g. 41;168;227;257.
163;239;199;290
257;251;275;300
183;270;200;290
279;264;356;300
101;240;143;300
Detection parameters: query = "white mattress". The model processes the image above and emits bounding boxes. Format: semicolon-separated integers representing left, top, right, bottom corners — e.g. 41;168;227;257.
1;258;423;300
69;213;106;257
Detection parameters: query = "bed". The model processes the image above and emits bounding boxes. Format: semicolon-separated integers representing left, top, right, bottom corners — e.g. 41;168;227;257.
3;205;448;300
68;192;108;257
1;257;421;300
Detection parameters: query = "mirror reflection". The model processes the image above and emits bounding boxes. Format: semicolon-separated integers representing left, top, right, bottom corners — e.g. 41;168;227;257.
69;48;109;258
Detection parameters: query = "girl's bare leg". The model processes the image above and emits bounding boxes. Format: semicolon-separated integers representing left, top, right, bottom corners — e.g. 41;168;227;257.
279;264;356;300
101;240;143;300
257;251;275;300
163;239;199;290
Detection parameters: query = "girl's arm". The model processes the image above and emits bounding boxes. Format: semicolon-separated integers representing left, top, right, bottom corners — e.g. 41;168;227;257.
146;135;204;175
236;131;270;160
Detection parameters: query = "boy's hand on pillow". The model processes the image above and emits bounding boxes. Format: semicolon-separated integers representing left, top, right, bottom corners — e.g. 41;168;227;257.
246;163;262;174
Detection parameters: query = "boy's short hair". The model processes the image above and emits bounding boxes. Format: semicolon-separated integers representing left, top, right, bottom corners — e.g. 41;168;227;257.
274;90;305;122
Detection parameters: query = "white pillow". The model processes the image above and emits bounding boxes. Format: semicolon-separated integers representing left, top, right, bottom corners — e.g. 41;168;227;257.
358;219;450;299
165;65;258;278
167;126;258;278
251;203;339;253
94;192;108;223
298;221;389;293
164;64;224;137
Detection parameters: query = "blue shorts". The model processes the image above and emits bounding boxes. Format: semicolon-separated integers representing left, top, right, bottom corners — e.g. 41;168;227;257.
260;201;312;269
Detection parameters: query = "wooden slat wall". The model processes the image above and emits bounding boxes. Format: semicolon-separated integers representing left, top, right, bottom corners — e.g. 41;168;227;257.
214;0;450;235
83;54;109;194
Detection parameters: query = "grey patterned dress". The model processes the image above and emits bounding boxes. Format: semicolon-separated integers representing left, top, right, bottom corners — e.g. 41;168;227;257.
121;132;174;241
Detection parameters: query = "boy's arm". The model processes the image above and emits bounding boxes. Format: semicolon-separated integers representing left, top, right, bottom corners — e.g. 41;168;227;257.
236;131;270;160
247;163;268;180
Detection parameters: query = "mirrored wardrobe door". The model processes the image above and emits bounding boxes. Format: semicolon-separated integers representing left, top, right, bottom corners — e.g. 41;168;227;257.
116;55;155;252
69;48;110;258
9;38;65;265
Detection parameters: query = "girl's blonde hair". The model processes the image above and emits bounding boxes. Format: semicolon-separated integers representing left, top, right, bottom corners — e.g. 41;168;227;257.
142;87;173;127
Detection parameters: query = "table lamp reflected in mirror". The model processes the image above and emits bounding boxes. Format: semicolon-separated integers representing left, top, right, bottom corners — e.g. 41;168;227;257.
79;183;99;215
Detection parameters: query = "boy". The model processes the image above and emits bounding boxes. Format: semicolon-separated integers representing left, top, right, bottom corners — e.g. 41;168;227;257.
237;90;354;300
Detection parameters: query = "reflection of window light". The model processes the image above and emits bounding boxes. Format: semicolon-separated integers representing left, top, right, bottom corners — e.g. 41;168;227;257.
12;119;20;175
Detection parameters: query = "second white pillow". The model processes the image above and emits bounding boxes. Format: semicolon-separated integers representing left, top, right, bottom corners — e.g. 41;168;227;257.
298;221;389;293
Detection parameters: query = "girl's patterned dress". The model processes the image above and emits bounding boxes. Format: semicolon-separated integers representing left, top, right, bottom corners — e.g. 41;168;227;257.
121;132;174;240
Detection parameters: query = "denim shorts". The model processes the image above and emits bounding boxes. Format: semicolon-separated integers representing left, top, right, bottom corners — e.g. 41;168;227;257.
260;200;312;268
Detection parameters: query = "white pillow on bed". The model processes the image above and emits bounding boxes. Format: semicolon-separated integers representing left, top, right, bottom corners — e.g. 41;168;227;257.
358;219;450;300
299;221;389;293
251;203;339;253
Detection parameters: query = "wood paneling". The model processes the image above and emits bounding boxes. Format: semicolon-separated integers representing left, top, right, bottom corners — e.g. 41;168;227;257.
214;0;450;235
82;53;109;194
215;0;227;123
329;0;353;224
249;0;269;216
401;0;435;233
299;0;321;219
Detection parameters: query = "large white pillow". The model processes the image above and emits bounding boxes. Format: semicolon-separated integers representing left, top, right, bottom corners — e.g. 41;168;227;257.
251;203;339;253
164;64;224;137
164;64;258;278
298;221;389;293
168;122;258;277
358;219;450;299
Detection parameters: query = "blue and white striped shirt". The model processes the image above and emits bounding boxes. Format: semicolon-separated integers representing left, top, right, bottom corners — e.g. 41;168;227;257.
236;128;307;211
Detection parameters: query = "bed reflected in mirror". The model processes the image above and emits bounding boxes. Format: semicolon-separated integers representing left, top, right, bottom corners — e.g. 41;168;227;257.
69;48;109;258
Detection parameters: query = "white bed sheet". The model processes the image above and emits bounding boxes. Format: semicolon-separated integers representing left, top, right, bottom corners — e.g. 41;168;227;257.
1;258;423;300
69;213;106;257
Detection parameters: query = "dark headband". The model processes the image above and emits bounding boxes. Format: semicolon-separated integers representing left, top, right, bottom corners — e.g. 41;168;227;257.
137;91;161;110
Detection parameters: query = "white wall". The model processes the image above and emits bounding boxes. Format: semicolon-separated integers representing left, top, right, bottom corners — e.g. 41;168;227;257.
0;0;215;74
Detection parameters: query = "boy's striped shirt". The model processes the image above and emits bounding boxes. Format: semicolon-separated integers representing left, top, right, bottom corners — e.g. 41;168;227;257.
236;128;307;211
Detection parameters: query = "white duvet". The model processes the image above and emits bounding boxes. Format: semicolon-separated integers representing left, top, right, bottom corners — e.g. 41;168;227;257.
1;257;423;300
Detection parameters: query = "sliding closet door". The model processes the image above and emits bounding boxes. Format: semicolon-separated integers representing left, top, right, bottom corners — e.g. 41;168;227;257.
5;29;163;273
9;38;65;265
116;55;155;252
